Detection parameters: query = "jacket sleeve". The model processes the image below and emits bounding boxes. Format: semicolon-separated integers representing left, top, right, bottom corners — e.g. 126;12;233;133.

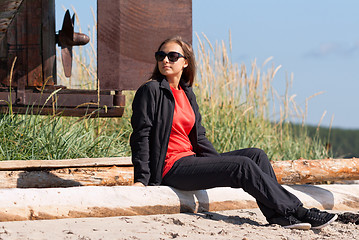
130;83;156;185
188;88;219;156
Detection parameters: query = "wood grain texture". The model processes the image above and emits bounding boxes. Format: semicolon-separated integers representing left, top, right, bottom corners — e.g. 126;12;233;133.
0;166;133;188
272;158;359;184
98;0;192;91
1;157;359;188
0;157;132;170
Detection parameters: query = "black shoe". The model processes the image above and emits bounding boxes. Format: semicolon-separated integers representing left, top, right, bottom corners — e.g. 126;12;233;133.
299;208;338;229
268;215;311;230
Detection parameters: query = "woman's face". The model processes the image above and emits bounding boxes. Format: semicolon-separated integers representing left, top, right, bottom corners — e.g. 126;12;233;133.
157;41;188;81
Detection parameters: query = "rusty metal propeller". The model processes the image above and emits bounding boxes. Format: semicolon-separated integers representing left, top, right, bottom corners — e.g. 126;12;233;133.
56;10;90;77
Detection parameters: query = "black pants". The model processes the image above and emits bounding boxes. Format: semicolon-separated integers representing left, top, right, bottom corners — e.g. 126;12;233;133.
162;148;302;220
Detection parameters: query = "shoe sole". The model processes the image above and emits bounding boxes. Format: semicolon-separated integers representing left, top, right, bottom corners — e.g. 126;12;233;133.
311;214;338;229
284;222;311;230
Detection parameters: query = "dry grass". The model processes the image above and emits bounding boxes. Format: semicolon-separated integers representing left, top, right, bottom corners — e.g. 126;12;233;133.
194;33;329;160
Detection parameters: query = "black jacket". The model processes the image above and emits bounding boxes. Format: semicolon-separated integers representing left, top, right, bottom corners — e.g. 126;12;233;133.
130;78;219;186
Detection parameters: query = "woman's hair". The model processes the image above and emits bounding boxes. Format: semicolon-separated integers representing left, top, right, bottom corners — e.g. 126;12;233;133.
150;36;196;87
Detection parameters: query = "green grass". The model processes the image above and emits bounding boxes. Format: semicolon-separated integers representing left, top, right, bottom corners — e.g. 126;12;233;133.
0;111;131;160
0;24;330;161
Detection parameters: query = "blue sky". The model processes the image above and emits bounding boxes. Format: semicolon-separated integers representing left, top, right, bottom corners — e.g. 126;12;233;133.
56;0;359;129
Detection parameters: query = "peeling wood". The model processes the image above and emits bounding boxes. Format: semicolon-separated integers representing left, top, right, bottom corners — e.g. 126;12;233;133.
0;157;132;170
0;157;358;188
272;158;359;184
0;166;134;188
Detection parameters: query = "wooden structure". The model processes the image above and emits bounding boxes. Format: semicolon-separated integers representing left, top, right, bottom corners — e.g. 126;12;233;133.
0;0;192;117
0;157;358;188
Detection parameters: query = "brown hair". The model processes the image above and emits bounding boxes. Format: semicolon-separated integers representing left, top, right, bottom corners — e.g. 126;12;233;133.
150;36;196;87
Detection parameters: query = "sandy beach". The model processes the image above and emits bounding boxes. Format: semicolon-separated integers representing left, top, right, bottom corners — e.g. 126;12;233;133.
0;208;358;240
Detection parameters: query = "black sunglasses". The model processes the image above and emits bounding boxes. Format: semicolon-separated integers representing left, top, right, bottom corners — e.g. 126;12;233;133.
155;51;186;62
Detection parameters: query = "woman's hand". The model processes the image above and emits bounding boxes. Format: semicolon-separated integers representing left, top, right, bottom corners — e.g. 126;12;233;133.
132;182;145;187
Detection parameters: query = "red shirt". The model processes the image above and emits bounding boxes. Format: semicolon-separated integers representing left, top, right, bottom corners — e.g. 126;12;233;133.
162;86;196;177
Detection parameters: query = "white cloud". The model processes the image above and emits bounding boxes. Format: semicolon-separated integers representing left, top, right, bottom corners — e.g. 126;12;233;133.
304;41;359;58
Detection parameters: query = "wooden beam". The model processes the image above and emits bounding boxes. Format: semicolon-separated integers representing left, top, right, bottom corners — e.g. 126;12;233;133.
0;157;358;188
0;166;134;188
0;157;132;170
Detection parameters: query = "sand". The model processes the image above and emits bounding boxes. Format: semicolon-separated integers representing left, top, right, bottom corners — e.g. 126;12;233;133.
0;208;358;240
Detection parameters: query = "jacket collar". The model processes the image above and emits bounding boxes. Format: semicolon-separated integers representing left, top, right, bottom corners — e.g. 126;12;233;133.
158;77;193;100
179;80;194;102
158;77;191;90
158;77;171;91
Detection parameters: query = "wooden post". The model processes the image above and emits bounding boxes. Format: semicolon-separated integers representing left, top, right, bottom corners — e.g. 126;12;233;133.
26;0;43;87
0;0;55;87
6;0;27;88
41;0;56;85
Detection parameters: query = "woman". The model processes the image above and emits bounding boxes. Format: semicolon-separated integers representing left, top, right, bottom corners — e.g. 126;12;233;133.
130;36;337;230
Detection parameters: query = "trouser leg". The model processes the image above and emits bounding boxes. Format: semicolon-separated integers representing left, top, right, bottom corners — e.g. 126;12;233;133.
220;148;277;179
220;148;282;219
162;148;302;219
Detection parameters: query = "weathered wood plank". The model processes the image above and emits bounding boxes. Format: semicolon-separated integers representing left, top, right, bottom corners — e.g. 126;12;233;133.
25;0;43;87
0;158;358;188
0;157;132;170
4;0;27;88
41;0;56;85
0;166;134;188
0;0;24;42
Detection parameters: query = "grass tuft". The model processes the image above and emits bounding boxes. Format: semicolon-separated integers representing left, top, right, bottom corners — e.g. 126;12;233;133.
194;33;329;160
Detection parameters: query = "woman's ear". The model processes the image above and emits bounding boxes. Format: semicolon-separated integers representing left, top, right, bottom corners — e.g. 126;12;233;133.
183;59;189;68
